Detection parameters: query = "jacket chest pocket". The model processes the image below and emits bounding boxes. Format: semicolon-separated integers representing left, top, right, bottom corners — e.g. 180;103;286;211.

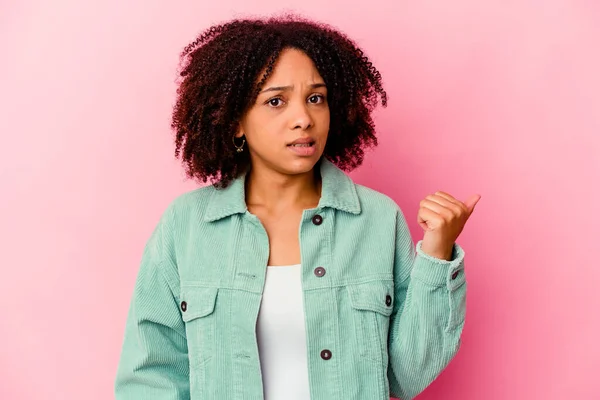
347;280;394;365
180;286;219;369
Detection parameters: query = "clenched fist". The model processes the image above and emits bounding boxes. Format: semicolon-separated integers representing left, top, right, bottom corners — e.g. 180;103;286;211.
418;191;481;261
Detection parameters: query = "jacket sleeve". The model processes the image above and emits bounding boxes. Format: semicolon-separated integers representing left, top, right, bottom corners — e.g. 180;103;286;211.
114;203;190;399
387;207;467;400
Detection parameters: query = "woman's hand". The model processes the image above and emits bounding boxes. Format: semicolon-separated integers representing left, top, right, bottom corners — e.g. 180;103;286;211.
418;191;481;261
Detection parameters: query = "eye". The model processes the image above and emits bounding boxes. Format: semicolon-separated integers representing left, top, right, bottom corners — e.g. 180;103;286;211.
264;94;326;108
309;94;325;104
267;97;283;107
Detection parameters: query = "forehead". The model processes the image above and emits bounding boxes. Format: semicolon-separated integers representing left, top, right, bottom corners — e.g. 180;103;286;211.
262;48;324;84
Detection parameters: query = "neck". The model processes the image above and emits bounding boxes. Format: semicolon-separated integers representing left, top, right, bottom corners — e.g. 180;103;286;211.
244;161;322;212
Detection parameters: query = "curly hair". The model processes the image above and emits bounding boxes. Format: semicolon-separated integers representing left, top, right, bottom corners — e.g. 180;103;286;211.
171;12;387;188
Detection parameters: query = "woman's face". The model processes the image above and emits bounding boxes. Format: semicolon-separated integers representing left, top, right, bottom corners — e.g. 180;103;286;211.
236;47;330;176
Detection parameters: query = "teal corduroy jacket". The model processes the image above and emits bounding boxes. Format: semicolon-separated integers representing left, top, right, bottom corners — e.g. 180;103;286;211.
115;157;467;399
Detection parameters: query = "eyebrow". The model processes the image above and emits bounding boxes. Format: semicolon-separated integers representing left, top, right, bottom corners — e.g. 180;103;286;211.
259;83;327;94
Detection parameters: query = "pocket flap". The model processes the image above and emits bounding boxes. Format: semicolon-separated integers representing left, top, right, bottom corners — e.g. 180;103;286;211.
347;281;394;316
180;286;219;322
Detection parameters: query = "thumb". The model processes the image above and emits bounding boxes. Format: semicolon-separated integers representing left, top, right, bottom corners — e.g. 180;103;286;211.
464;194;481;216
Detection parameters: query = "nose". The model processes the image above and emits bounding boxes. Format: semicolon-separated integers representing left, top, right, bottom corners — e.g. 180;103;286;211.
290;100;313;130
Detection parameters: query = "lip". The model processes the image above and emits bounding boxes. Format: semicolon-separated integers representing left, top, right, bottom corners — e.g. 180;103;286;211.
286;136;317;156
287;137;315;146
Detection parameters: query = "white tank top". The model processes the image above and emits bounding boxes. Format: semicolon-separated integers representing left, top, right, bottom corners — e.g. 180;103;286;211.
256;264;311;399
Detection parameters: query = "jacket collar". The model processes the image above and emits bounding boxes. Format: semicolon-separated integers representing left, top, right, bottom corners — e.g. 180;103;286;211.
204;157;361;222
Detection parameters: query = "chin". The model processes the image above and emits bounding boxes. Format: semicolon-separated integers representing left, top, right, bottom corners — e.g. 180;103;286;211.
284;155;322;175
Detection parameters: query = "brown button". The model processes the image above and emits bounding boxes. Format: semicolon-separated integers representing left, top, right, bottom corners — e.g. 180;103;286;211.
385;295;392;307
312;214;323;225
451;271;459;280
314;266;326;277
181;301;187;312
320;349;332;360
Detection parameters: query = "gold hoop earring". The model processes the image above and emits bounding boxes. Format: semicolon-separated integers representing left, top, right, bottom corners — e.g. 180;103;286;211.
233;134;245;153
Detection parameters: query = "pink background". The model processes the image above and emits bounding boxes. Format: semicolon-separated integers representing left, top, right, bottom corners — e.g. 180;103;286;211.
1;1;599;399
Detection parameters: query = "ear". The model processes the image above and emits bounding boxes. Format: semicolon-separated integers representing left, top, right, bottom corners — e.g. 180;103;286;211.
234;123;244;138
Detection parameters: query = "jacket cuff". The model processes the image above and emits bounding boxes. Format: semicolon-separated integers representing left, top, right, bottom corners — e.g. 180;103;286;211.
411;240;466;290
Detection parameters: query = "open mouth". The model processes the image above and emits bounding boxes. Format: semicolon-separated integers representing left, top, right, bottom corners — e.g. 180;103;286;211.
287;142;315;147
287;140;317;156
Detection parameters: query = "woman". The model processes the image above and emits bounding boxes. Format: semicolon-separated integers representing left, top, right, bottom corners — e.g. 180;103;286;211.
115;13;480;400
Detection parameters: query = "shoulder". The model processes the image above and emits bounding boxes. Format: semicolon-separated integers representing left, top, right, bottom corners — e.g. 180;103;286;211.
172;184;216;211
352;182;413;245
159;184;217;226
353;182;403;216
